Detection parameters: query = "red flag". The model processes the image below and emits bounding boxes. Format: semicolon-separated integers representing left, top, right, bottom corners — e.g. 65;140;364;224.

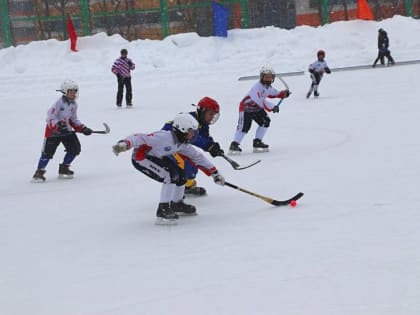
67;14;78;52
357;0;374;20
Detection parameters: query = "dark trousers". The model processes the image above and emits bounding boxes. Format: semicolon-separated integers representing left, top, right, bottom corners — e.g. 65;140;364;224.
116;75;132;105
373;50;395;66
37;133;81;169
240;109;271;133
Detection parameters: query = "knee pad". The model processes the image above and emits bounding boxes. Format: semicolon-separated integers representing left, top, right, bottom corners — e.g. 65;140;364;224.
172;172;186;186
262;116;271;128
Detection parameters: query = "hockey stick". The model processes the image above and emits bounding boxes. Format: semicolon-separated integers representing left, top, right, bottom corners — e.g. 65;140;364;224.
277;75;289;90
238;71;304;81
92;122;110;134
224;181;304;206
221;154;261;170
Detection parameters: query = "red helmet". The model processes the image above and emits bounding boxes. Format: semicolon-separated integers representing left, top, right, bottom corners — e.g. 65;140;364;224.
317;50;326;58
197;97;220;124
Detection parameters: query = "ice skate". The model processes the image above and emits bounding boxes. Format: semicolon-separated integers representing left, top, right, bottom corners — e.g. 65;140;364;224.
31;169;46;183
171;200;197;216
306;87;314;98
155;202;178;225
253;138;269;153
314;91;319;97
229;141;242;155
58;164;74;179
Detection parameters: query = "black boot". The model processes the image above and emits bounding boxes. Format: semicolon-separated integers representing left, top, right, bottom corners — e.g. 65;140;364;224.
156;202;178;224
32;169;46;182
185;186;207;196
229;141;242;154
59;164;74;179
314;90;319;97
171;200;197;215
253;138;269;152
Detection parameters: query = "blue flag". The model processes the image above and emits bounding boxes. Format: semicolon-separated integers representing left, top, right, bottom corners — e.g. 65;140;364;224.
212;1;228;37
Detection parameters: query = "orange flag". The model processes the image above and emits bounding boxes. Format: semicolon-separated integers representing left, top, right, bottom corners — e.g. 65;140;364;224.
67;14;78;52
357;0;374;20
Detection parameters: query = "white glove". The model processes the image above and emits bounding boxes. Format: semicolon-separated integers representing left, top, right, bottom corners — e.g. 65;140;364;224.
112;141;129;156
212;171;225;186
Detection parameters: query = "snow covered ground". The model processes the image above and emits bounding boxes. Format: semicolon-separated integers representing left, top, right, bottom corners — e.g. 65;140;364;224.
1;15;419;315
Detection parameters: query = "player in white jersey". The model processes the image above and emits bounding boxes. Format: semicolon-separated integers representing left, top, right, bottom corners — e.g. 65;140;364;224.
307;50;331;98
229;66;290;154
31;80;93;182
112;113;225;224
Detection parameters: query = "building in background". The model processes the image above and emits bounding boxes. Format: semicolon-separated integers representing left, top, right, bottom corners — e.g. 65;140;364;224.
1;0;418;48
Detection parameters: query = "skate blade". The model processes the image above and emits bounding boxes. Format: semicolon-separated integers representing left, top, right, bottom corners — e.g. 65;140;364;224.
58;174;74;179
155;217;178;225
31;178;45;183
228;150;241;156
253;148;269;153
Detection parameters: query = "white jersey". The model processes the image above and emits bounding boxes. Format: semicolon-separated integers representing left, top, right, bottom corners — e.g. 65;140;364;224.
124;130;216;175
308;60;330;74
239;81;281;112
44;96;84;137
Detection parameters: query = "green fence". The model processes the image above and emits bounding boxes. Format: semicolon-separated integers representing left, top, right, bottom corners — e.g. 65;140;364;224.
0;0;418;48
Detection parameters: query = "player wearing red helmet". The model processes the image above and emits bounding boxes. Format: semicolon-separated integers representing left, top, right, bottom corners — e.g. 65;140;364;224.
161;97;224;203
307;50;331;98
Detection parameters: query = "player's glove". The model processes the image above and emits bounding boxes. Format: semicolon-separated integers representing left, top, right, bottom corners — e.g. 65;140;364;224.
212;171;225;186
279;89;291;99
81;126;93;136
272;105;280;113
325;67;331;74
208;142;224;157
112;141;129;156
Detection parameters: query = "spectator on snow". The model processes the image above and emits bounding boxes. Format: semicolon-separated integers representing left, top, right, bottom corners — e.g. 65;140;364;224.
111;48;135;107
373;28;395;67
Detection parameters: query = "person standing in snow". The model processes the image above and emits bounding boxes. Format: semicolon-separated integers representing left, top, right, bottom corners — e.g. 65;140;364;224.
32;79;93;182
111;48;135;108
372;28;395;67
161;97;224;197
112;112;225;224
306;50;331;98
229;66;290;154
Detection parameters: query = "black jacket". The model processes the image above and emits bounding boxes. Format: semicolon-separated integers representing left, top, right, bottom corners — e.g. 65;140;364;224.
378;31;389;50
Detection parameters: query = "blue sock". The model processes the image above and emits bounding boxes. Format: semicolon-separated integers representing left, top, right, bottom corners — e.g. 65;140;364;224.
63;153;76;165
37;157;50;170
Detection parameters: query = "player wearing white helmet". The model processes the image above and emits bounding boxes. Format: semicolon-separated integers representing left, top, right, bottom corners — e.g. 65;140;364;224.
31;79;93;182
229;65;290;154
161;97;223;197
112;112;225;225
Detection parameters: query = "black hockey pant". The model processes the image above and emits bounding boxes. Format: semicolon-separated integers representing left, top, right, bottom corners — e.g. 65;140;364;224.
131;156;186;186
238;109;271;133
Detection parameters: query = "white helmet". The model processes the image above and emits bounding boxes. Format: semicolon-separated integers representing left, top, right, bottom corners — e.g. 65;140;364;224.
173;112;198;132
172;113;199;143
260;65;276;85
59;79;79;99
